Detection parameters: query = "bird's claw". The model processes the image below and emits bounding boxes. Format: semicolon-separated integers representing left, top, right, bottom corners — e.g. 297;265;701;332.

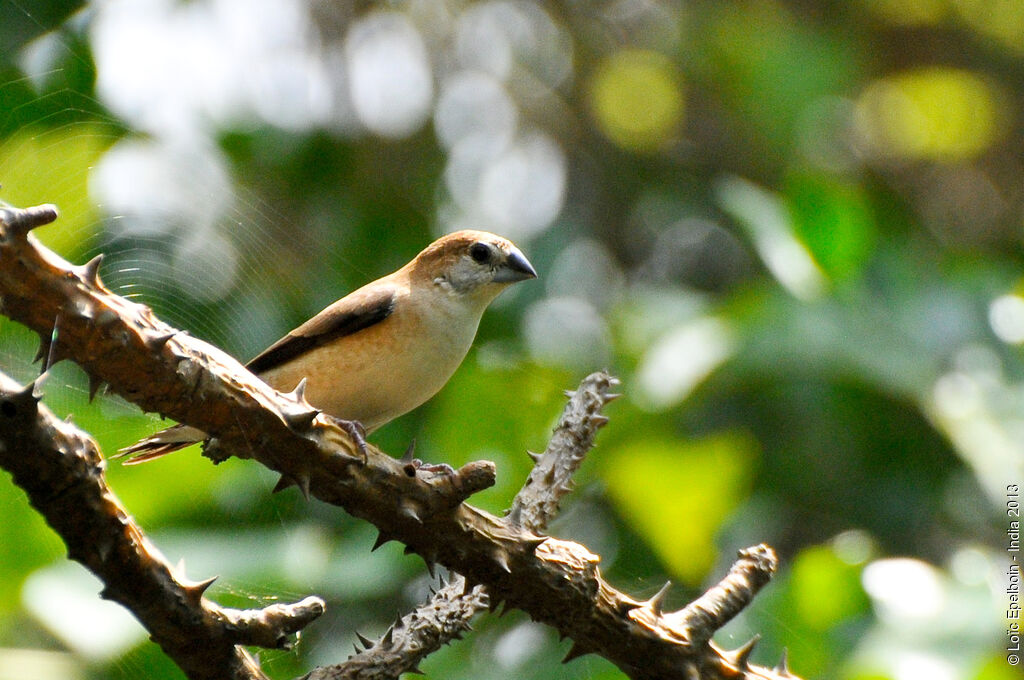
402;455;456;478
332;417;368;463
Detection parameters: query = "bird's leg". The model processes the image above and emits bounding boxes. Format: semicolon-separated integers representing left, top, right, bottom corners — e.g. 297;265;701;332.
329;417;368;462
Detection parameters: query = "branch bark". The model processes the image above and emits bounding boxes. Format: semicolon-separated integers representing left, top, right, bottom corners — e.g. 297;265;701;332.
0;370;323;680
0;203;799;680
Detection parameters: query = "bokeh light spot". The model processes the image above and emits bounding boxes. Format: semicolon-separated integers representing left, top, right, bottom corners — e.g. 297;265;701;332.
854;67;1002;161
988;294;1024;345
346;11;433;138
862;557;946;621
589;49;685;152
953;0;1024;54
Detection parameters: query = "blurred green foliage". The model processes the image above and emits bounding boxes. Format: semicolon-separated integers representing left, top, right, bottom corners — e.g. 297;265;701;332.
1;0;1020;679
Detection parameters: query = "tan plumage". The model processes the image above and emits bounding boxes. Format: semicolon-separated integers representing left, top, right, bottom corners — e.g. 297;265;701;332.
118;230;537;463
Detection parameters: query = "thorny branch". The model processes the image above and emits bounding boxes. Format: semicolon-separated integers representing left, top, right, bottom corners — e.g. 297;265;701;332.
0;369;323;680
317;372;622;680
0;203;800;680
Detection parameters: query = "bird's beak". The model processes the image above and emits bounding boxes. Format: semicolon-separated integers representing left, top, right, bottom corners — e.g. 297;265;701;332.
494;246;538;283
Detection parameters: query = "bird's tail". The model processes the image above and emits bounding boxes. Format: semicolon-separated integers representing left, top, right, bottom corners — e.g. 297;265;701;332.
114;424;206;465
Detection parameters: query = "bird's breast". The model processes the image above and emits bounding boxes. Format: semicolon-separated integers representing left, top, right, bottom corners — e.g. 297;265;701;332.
258;301;480;432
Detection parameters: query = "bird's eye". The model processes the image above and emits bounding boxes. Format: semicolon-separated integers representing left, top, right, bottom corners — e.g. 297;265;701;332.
469;242;491;264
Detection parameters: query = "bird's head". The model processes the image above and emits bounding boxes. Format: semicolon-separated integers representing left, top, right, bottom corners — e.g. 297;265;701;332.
410;230;537;305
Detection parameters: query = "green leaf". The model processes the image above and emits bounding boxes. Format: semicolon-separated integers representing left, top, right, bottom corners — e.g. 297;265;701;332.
600;431;758;584
786;172;877;282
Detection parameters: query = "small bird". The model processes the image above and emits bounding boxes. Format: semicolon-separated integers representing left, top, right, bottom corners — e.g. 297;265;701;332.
118;230;537;463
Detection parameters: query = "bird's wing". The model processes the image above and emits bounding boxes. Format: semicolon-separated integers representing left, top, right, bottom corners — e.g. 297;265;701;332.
245;284;397;374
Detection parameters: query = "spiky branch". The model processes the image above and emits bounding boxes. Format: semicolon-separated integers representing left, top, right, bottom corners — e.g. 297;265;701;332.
0;369;323;680
0;203;798;680
320;371;622;679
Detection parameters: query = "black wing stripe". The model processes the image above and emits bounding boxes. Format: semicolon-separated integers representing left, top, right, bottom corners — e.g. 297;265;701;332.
245;288;396;374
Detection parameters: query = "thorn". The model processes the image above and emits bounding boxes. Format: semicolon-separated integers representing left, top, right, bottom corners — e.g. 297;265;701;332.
614;596;641;615
493;550;512;575
355;631;373;649
425;559;436;579
183;575;218;604
397;501;422;524
8;379;41;412
526;449;543;462
32;372;49;399
775;648;790;676
401;438;417;463
88;374;104;402
727;634;760;670
522;534;548;552
603;392;622;402
295;473;311;501
406;666;425;676
371;531;393;552
382;626;394;647
272;474;296;494
289;377;308;402
146;330;176;350
352;643;361;655
79;253;105;288
590;415;609;427
563;389;576;399
283;406;320;429
562;642;590;664
507;503;523;528
646;581;672;616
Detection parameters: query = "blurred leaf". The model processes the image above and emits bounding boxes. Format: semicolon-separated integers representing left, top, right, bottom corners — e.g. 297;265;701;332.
785;172;877;283
0;125;112;261
0;483;65;615
973;653;1024;680
600;431;758;584
788;544;869;631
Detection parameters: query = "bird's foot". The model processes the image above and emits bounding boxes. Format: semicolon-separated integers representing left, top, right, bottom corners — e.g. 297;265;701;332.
399;438;455;477
330;417;368;463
